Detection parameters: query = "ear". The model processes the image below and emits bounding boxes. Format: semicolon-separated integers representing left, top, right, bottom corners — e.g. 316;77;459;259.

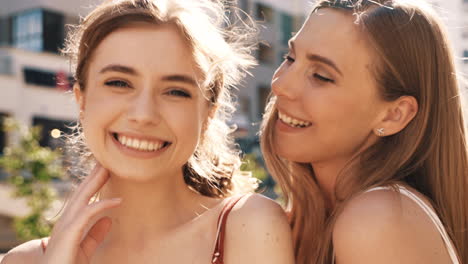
73;83;85;112
374;96;418;137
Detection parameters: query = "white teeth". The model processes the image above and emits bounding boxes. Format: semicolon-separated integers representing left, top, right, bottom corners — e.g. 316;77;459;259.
116;134;166;152
278;111;312;128
139;140;148;150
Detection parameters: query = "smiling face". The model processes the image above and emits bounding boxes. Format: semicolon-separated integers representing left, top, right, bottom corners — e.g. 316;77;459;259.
76;24;211;182
271;8;387;166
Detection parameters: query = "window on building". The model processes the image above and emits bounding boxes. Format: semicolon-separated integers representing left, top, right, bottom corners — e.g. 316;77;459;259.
258;43;274;64
12;9;43;52
11;9;64;53
32;116;74;150
0;55;13;75
464;50;468;64
280;13;293;45
258;85;271;116
0;113;8;155
256;3;274;23
24;67;56;87
0;17;10;46
43;10;64;53
23;67;73;89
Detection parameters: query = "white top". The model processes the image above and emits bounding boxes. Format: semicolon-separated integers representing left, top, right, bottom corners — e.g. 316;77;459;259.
332;185;460;264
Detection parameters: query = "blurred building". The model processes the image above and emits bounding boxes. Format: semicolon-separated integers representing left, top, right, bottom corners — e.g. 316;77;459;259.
0;0;98;251
234;0;310;137
429;0;468;82
0;1;91;157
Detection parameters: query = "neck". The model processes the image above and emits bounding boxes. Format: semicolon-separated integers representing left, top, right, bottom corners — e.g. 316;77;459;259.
311;159;348;207
98;170;218;246
313;132;379;207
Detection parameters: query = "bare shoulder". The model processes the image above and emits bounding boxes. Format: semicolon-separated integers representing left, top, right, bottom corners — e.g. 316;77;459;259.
1;239;44;264
333;188;453;264
224;194;295;264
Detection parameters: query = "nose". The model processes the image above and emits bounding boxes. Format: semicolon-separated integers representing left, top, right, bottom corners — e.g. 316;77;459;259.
127;90;160;126
271;64;299;100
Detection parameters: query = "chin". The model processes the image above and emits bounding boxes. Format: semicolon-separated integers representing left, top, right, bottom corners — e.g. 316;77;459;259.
276;148;313;164
107;166;161;182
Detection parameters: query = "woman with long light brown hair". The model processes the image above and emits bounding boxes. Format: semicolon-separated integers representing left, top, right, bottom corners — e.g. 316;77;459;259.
1;0;295;263
260;0;468;263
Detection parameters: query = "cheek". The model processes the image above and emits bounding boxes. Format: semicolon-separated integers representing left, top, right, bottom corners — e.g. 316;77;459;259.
168;103;206;148
302;92;376;150
80;95;115;162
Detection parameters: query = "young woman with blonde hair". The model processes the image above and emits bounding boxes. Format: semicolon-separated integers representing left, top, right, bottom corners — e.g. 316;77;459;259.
2;0;295;263
261;0;468;263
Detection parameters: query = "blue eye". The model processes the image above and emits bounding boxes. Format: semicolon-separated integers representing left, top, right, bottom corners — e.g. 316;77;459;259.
313;73;335;83
105;80;130;88
168;89;191;98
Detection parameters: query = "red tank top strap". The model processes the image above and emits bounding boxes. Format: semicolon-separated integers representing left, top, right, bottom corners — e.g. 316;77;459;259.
211;195;246;264
40;237;48;253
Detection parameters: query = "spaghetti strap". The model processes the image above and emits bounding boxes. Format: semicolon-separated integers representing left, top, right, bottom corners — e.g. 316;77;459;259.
332;186;460;264
40;237;48;253
211;195;246;264
365;185;460;264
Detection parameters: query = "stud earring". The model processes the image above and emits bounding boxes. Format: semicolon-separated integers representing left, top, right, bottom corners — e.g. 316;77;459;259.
376;128;385;136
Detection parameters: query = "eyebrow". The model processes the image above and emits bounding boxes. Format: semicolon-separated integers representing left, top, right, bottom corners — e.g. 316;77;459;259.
289;40;343;76
99;64;198;87
162;75;198;87
100;64;138;75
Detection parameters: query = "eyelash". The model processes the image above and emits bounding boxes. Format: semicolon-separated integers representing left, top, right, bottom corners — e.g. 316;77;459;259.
283;54;295;63
104;80;191;98
282;54;335;84
167;89;191;98
105;80;131;88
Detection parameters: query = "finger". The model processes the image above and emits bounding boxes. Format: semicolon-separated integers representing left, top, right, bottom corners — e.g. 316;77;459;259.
81;217;113;259
46;199;121;261
77;166;110;204
70;198;122;239
68;164;102;203
49;166;110;239
70;164;102;200
68;167;110;215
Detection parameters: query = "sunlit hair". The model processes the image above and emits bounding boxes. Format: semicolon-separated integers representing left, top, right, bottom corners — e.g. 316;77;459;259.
260;0;468;263
63;0;259;197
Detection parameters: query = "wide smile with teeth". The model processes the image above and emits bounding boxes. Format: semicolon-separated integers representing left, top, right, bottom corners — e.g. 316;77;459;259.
278;111;312;128
113;133;170;152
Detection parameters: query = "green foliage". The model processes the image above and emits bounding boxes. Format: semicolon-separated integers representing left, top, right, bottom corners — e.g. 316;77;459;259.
0;118;64;240
240;153;267;181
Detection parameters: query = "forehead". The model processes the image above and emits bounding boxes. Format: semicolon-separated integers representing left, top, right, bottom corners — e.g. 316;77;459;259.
293;8;374;74
89;23;200;80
